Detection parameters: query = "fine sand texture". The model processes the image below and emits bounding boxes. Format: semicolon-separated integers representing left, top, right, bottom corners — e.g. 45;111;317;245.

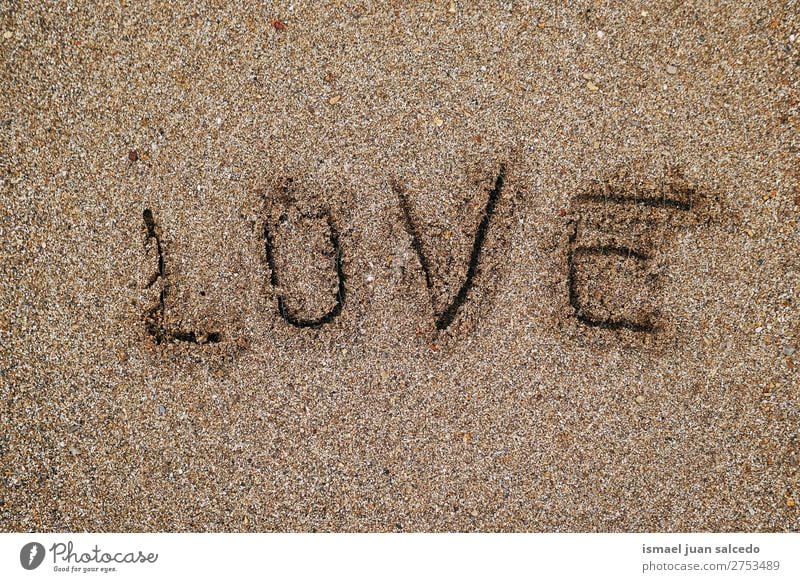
1;1;798;531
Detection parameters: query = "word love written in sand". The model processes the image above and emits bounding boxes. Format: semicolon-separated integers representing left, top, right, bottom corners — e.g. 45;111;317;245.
141;165;705;344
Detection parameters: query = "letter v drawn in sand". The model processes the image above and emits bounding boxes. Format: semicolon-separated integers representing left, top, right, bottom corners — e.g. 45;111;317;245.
393;164;507;331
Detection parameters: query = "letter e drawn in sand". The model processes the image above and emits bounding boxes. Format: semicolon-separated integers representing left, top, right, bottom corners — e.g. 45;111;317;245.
394;164;506;331
141;208;221;345
565;178;696;333
262;194;346;329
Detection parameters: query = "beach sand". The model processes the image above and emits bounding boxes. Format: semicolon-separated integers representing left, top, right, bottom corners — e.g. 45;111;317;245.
1;1;798;531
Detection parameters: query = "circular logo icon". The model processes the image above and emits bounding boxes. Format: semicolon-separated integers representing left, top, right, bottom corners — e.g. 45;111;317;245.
20;542;46;570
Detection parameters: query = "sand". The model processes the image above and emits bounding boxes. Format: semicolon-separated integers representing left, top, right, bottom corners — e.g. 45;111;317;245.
1;1;798;531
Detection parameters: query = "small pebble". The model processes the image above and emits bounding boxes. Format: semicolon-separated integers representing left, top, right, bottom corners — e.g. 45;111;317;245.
783;346;795;356
433;116;444;127
635;395;645;404
666;64;678;75
3;31;12;39
328;94;342;105
158;405;166;415
128;149;139;162
586;81;599;91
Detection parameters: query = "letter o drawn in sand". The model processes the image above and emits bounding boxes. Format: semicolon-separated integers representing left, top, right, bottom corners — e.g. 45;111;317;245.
263;208;346;328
